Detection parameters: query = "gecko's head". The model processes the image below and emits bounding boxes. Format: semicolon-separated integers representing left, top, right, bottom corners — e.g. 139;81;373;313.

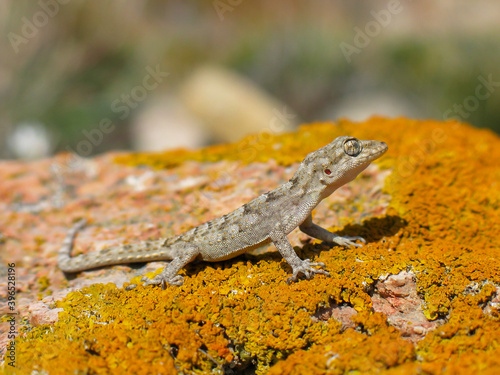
291;136;388;191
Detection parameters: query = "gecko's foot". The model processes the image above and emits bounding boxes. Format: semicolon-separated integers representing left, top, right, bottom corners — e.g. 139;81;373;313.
331;235;366;248
141;274;184;288
287;259;330;283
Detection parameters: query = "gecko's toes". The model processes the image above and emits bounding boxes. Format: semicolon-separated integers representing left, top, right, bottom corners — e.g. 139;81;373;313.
287;259;330;283
140;276;156;286
162;275;184;288
351;236;366;244
331;235;365;247
141;274;184;288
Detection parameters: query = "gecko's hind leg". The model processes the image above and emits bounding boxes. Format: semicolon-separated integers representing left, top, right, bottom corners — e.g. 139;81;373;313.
141;244;199;289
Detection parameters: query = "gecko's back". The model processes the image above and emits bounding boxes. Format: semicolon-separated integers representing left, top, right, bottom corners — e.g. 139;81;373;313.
167;182;304;261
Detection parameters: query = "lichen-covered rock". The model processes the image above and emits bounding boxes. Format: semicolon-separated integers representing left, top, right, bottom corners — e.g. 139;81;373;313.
1;117;500;374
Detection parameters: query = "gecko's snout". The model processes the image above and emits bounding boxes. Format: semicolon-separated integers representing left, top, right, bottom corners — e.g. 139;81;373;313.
364;140;388;160
378;141;388;153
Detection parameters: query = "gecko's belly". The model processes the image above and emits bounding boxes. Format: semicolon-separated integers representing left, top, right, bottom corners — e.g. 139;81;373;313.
197;237;272;262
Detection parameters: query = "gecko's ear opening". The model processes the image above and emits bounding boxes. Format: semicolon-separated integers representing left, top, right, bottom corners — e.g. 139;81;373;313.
319;173;331;185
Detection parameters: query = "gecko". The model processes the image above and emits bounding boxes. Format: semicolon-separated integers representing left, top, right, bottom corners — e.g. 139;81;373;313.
59;136;388;288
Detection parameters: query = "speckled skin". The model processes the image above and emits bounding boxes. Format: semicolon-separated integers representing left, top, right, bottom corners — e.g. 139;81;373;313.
59;136;387;288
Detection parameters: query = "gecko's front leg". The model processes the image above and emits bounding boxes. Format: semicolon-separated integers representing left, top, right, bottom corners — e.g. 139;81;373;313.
299;214;366;248
141;244;199;289
270;231;330;283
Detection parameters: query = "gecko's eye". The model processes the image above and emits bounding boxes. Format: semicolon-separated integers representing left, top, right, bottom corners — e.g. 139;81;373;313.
344;139;362;157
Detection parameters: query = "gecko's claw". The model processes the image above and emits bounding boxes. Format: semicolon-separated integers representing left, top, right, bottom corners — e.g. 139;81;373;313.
287;259;330;283
331;235;365;248
141;274;184;288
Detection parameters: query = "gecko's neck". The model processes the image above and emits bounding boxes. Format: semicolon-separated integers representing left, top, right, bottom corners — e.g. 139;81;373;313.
287;174;334;207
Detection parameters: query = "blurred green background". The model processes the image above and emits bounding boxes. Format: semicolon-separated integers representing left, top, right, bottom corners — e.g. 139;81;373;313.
1;0;500;159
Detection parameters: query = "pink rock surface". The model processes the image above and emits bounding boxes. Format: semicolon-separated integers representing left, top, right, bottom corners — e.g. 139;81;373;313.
372;271;443;342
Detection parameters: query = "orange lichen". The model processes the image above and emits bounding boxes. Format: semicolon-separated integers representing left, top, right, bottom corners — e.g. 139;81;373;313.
268;312;416;375
9;118;500;374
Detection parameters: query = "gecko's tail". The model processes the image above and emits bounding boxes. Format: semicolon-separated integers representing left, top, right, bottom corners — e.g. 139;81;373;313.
58;219;175;273
58;219;88;271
